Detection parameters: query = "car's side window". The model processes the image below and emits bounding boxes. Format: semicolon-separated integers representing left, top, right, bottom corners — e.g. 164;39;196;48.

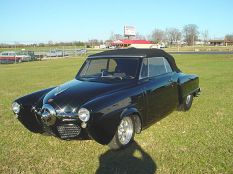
108;59;117;73
148;57;173;77
163;58;173;73
149;57;166;77
139;57;174;79
140;58;148;79
2;52;8;56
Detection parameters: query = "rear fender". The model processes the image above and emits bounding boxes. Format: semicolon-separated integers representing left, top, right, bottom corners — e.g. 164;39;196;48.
178;74;199;104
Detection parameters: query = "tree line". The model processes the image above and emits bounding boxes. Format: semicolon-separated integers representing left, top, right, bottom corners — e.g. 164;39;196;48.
149;24;206;46
0;24;232;48
111;24;233;46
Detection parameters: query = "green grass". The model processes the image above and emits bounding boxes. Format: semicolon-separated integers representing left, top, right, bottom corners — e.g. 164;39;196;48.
0;54;233;174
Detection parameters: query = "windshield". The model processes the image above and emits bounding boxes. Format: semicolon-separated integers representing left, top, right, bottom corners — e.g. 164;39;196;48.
76;58;140;82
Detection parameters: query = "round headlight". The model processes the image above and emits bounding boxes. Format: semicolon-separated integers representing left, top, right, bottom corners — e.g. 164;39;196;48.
12;102;20;114
78;108;90;122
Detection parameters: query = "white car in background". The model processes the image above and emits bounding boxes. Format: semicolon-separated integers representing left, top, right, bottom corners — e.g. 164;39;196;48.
46;50;68;57
0;51;31;63
17;52;32;62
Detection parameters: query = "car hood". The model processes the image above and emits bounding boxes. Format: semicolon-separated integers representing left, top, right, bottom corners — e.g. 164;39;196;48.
43;79;132;110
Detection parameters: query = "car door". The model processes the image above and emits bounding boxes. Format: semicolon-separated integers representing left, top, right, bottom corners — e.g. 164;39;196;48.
140;57;178;125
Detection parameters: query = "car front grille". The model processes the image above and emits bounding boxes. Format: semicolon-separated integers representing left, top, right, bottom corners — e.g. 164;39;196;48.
57;124;81;139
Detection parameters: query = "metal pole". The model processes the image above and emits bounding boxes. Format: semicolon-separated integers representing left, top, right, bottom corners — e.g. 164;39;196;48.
75;44;76;57
193;35;195;52
15;43;16;63
177;42;180;52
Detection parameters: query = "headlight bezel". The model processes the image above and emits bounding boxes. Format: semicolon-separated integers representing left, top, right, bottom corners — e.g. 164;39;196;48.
12;102;21;114
78;108;90;122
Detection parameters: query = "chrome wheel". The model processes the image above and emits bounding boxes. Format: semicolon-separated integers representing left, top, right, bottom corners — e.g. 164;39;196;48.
186;94;192;105
117;117;134;145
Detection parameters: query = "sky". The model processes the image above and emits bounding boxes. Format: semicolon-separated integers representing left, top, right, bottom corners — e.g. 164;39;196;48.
1;0;233;43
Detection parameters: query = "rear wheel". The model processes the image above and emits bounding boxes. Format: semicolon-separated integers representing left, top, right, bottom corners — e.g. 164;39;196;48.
108;116;135;150
183;94;193;111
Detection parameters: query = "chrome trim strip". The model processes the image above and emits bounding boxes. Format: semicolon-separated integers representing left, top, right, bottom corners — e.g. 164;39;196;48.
56;112;78;118
62;118;78;122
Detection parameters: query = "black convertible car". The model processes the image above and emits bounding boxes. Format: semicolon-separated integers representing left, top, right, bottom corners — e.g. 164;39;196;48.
12;48;200;150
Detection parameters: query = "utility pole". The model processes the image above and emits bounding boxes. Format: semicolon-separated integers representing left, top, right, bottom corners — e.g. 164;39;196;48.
193;35;195;52
14;42;16;63
177;41;180;52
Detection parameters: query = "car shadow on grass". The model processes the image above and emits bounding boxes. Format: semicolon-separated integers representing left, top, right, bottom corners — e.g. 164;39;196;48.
96;141;157;174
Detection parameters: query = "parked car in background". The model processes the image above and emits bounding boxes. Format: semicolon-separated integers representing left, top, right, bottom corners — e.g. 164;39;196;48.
75;49;87;55
16;52;32;62
108;46;116;49
0;51;16;63
19;50;43;61
12;48;200;150
0;51;31;63
46;50;68;57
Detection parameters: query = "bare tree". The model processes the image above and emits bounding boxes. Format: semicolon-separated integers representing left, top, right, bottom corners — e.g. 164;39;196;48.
109;32;124;41
135;32;146;40
165;28;181;45
48;40;53;46
201;30;209;45
114;34;124;40
88;39;100;48
151;29;165;43
109;31;115;41
183;24;199;46
225;34;233;41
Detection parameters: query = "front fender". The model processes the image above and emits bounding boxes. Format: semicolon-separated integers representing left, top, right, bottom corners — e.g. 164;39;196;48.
87;111;122;145
83;84;144;145
15;87;55;106
87;107;142;145
120;108;142;134
14;87;55;133
120;107;141;119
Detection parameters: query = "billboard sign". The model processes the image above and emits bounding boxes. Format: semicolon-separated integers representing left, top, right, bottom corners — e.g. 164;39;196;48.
124;26;136;36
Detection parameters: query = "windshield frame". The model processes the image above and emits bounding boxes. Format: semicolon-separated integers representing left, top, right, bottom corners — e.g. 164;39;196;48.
75;57;142;82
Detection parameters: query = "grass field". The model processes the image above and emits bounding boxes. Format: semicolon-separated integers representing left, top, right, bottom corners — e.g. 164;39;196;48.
0;54;233;174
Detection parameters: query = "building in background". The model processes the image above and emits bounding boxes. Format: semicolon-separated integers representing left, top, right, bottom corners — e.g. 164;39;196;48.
111;39;161;48
209;40;233;46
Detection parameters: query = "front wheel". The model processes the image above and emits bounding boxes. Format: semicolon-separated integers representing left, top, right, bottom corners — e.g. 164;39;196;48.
108;116;135;150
